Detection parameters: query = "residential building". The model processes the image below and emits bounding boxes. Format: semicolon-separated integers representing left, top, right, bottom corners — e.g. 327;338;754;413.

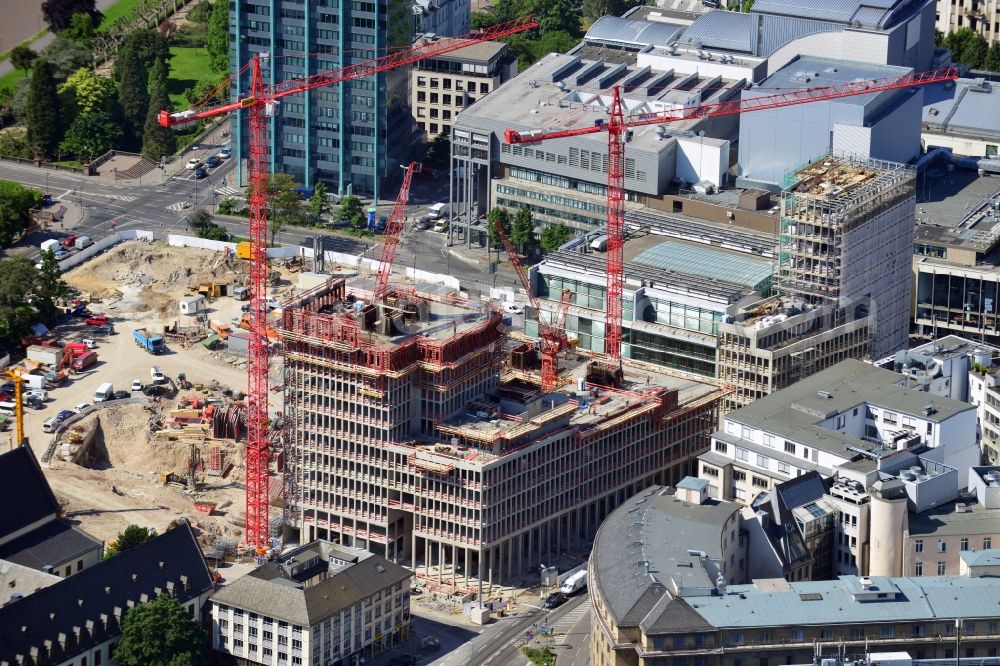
209;542;411;666
591;479;1000;666
936;0;1000;46
228;0;414;198
411;39;515;140
411;0;469;37
0;523;214;666
700;359;980;504
961;549;1000;576
0;559;59;606
0;444;102;578
278;277;725;590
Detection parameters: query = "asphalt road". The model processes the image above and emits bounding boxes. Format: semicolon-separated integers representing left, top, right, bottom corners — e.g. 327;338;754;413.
0;158;522;296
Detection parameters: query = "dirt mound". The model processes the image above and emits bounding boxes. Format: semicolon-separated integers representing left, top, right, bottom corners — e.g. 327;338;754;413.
64;241;248;320
71;404;191;474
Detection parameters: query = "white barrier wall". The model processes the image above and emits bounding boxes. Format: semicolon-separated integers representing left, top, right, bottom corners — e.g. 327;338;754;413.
57;229;155;271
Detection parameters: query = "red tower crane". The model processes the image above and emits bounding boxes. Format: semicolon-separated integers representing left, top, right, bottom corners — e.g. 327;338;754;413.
504;67;959;361
373;162;417;303
159;17;538;548
490;215;572;390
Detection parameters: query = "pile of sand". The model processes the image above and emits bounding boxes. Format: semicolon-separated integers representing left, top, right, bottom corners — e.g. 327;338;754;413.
64;241;248;319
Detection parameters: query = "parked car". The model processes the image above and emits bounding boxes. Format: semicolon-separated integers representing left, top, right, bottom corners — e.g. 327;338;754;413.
57;409;75;421
142;384;164;396
0;381;13;394
91;324;114;335
205;155;221;167
185;158;201;170
131;378;143;392
194;166;208;179
26;389;48;402
502;303;523;314
218;146;232;159
53;249;70;261
73;402;91;414
26;396;44;409
61;234;78;248
544;591;568;609
414;217;433;231
79;338;96;349
85;314;110;326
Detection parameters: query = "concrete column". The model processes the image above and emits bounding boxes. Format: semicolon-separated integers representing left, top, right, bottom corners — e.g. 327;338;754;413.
464;547;471;589
437;540;443;585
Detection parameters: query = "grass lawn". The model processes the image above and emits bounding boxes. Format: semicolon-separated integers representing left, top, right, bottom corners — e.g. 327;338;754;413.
166;46;216;110
97;0;149;31
0;68;27;94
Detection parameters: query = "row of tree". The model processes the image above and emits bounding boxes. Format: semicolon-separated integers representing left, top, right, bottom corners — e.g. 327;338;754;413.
471;0;586;70
937;28;1000;71
487;206;573;254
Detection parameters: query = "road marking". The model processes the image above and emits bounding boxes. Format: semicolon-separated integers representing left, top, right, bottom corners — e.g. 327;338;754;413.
106;194;137;202
215;186;240;196
167;202;191;212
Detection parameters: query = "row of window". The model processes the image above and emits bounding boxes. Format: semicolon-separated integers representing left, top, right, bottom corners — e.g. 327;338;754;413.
914;536;993;552
416;77;491;94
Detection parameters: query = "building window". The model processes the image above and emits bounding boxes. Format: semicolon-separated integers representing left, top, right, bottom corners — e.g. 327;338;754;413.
880;626;895;638
883;411;897;424
789;629;803;642
961;538;969;551
752;476;768;488
913;624;925;637
915;539;924;553
784;442;795;454
938;561;947;575
733;471;746;482
729;632;745;646
703;466;719;477
777;462;790;475
914;561;923;576
736;447;749;462
715;441;728;453
757;454;769;468
985;537;993;549
938;539;947;553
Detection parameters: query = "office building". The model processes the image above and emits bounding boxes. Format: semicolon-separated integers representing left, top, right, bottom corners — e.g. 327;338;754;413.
278;277;725;589
411;0;470;37
0;523;214;666
921;77;1000;157
0;445;102;578
229;0;413;199
209;542;411;666
590;479;1000;666
410;39;515;140
936;0;1000;46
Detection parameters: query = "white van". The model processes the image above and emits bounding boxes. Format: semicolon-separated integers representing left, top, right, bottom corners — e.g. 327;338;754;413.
427;203;447;220
42;416;61;433
0;401;16;416
150;366;166;384
93;382;114;403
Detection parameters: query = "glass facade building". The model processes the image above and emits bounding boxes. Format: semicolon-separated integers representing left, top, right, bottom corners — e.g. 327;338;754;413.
229;0;413;198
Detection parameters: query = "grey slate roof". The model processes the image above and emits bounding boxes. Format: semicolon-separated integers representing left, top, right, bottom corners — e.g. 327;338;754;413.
0;559;59;604
0;523;213;665
723;359;974;456
688;575;1000;628
591;485;739;628
211;553;411;626
585;16;685;50
0;519;102;571
0;445;59;540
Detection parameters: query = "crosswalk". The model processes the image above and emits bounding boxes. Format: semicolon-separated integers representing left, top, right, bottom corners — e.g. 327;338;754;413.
107;194;138;202
215;186;241;196
551;604;590;646
167;201;192;212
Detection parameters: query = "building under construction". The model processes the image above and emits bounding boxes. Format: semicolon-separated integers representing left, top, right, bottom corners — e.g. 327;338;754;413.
717;155;916;413
278;278;724;590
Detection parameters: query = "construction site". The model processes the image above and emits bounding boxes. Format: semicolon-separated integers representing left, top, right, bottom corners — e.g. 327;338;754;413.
278;275;725;594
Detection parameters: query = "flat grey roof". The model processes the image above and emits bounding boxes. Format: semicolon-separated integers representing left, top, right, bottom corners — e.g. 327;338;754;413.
591;486;739;628
906;499;1000;537
923;78;1000;140
960;549;1000;567
690;575;1000;628
914;178;1000;253
758;56;912;108
418;38;507;64
725;359;975;455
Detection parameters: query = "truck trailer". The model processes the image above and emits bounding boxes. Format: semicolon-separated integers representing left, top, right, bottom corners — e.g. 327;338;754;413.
560;569;588;595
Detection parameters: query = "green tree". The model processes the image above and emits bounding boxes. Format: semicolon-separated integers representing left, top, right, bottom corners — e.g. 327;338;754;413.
267;172;305;243
26;60;62;159
117;45;150;151
0;257;41;343
60;68;117;116
41;0;97;32
34;249;68;322
424;132;450;168
934;29;945;48
960;34;988;69
60;110;122;161
143;59;176;160
10;46;37;76
61;12;97;49
217;198;239;215
206;0;231;73
310;182;331;222
487;207;512;259
511;207;535;253
39;37;91;82
539;223;572;252
0;128;33;160
338;194;365;229
986;42;1000;72
105;524;156;558
187;0;214;24
531;31;577;60
189;208;229;240
537;0;580;36
112;31;169;83
114;594;206;666
0;180;43;246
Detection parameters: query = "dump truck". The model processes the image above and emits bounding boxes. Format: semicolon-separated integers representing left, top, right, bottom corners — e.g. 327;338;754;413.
133;329;166;354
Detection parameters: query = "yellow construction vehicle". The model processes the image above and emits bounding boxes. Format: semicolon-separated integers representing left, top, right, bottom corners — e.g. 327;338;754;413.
4;370;25;449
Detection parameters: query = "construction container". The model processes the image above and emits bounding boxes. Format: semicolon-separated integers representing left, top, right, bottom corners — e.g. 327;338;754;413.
26;345;65;367
237;242;252;260
179;295;206;315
